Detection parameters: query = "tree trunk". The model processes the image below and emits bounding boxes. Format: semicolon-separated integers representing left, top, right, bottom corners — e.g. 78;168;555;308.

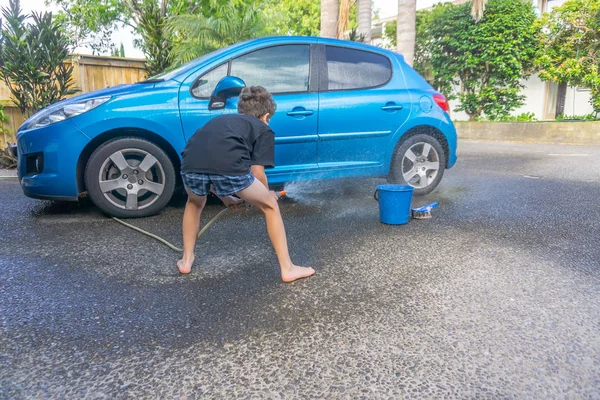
471;0;487;20
357;0;372;43
555;82;568;117
397;0;416;67
321;0;339;38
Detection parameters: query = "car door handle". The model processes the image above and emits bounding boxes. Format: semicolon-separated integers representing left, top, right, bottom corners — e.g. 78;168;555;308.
381;104;403;111
286;110;314;117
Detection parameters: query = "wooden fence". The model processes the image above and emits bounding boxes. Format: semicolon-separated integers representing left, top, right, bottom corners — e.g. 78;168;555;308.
0;54;147;147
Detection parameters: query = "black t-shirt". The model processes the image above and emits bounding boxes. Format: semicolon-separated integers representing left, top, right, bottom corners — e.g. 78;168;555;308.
181;114;275;176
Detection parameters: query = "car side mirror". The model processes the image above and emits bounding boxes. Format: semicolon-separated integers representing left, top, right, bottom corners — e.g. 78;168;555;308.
209;76;246;110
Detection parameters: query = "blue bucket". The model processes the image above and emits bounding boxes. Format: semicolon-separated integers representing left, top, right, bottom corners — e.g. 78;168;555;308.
375;184;414;225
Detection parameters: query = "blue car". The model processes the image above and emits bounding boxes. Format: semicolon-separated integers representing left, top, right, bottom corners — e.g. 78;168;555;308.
16;36;457;218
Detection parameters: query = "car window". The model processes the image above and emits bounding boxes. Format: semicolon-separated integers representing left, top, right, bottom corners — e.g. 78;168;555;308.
191;63;228;98
230;45;310;94
325;46;392;91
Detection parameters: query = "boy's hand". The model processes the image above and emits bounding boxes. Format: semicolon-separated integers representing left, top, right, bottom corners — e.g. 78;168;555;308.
269;190;279;200
220;196;244;210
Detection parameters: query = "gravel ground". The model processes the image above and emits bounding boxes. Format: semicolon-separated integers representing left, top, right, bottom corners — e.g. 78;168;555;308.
0;140;599;399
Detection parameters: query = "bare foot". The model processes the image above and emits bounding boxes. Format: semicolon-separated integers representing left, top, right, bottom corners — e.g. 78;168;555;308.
281;265;315;283
177;257;194;274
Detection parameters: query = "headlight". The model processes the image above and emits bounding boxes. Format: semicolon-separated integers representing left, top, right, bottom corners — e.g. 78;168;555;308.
27;96;111;129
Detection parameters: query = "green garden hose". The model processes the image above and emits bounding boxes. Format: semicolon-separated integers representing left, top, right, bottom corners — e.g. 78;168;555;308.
110;191;287;253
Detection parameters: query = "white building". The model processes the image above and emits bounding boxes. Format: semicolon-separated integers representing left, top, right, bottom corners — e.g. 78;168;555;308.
372;0;595;120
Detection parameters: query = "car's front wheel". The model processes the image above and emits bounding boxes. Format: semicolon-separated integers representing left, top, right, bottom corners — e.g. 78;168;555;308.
85;137;176;218
389;134;446;196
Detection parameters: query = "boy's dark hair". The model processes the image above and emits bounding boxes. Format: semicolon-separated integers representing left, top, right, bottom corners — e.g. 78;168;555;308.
238;86;277;119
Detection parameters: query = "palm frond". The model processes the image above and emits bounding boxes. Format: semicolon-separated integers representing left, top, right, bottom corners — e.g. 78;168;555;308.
338;0;352;39
168;4;266;68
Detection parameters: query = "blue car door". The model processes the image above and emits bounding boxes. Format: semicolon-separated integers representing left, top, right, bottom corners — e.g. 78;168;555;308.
317;45;411;176
179;44;319;183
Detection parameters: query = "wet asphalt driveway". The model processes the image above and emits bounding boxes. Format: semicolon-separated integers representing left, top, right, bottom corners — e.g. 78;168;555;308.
1;140;599;399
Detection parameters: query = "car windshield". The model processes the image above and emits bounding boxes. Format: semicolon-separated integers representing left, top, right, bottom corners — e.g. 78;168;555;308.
140;42;249;83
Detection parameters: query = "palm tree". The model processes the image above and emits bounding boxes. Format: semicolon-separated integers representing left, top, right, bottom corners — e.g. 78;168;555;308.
357;0;372;42
320;0;371;41
167;5;265;66
397;0;487;66
396;0;417;66
320;0;339;38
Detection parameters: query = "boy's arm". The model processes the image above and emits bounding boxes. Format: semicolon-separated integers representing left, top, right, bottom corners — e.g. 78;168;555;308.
251;165;268;188
250;127;274;189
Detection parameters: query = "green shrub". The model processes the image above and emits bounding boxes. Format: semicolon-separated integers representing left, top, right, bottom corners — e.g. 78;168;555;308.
0;104;10;145
537;0;600;114
555;113;598;121
487;112;537;121
418;0;540;120
0;0;77;117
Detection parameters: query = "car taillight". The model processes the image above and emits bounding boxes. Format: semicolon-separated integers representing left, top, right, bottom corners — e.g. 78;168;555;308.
433;94;450;113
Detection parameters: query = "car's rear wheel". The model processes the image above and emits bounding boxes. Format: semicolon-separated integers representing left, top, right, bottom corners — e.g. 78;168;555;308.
389;134;446;196
85;137;176;218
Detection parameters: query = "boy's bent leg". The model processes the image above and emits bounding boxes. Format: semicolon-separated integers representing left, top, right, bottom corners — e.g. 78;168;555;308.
237;179;315;283
178;188;207;274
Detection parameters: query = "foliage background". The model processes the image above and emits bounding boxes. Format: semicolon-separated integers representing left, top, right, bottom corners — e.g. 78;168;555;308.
536;0;600;114
414;0;540;120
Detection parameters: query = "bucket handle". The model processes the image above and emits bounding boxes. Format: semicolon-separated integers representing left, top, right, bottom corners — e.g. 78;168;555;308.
374;189;379;201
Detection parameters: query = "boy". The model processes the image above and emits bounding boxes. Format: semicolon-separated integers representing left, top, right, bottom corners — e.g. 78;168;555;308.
178;86;315;283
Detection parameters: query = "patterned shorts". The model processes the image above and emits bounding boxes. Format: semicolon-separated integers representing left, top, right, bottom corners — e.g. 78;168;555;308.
181;172;255;197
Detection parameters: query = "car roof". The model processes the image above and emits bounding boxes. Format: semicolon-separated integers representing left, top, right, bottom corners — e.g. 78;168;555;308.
158;36;402;82
259;36;401;56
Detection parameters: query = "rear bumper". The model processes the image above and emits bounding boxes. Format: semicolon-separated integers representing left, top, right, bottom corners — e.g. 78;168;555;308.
17;120;89;201
440;119;458;168
447;147;457;168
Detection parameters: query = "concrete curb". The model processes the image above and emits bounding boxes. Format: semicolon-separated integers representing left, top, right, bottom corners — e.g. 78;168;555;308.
455;121;600;146
0;168;17;177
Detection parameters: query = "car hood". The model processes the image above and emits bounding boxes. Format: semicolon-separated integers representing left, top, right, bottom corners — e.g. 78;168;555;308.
73;83;147;99
19;83;159;132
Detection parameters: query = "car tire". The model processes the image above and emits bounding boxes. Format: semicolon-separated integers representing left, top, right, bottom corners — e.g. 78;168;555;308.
85;137;176;218
389;133;446;196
